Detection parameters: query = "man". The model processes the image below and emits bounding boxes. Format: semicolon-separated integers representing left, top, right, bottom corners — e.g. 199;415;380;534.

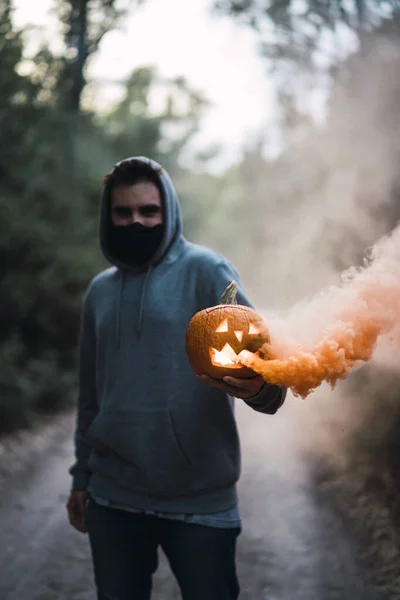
67;156;286;600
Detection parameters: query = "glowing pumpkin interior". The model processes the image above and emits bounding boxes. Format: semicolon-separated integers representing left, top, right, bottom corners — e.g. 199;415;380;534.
210;319;263;368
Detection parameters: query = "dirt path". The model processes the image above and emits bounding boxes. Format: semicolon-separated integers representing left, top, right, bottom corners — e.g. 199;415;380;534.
0;398;380;600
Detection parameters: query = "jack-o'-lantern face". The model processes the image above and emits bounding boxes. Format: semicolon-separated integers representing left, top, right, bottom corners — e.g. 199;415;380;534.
209;317;266;369
186;303;270;379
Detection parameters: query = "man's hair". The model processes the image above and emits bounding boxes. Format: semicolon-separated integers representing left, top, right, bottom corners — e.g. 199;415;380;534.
103;159;164;197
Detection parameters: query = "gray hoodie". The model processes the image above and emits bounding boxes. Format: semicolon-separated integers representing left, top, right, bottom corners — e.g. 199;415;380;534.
69;157;286;514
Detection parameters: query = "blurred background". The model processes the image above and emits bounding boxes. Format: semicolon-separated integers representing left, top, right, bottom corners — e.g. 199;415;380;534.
1;0;400;598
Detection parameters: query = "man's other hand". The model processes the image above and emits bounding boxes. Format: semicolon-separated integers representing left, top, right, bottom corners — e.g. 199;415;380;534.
67;489;88;533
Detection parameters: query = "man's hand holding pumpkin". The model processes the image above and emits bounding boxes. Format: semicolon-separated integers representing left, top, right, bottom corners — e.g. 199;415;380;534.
196;373;265;399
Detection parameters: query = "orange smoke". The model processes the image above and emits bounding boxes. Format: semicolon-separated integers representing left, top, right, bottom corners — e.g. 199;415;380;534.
238;226;400;398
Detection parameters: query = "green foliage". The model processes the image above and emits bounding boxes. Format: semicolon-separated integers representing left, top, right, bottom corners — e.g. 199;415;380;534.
0;2;211;434
99;66;212;240
55;0;142;111
214;0;399;70
103;67;208;167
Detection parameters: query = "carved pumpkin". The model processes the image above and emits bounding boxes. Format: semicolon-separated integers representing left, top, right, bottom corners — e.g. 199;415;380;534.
185;280;270;379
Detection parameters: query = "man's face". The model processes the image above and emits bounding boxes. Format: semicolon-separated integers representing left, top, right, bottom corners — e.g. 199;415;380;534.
111;182;163;228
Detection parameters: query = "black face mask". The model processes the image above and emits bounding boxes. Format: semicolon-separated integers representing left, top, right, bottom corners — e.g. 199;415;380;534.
108;222;164;267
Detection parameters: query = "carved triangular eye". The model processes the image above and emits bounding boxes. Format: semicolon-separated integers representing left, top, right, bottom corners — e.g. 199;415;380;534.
215;319;229;332
249;323;261;334
234;331;243;342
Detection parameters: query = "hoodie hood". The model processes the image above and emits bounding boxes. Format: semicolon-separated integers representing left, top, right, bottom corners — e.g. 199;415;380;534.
100;156;183;273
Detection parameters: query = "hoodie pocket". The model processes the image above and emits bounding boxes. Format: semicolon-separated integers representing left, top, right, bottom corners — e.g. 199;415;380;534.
86;407;191;494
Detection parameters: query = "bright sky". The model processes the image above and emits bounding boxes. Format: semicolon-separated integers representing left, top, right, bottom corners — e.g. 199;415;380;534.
13;0;277;170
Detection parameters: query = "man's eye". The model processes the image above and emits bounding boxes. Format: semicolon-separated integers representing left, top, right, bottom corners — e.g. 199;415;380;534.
113;207;131;217
141;207;160;215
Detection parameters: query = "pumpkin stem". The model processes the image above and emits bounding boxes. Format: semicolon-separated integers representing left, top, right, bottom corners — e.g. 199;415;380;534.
220;280;238;305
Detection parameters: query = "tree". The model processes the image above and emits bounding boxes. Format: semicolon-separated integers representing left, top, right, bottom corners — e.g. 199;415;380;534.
213;0;399;71
101;66;212;240
104;67;207;165
56;0;142;112
50;0;144;182
0;2;83;429
0;3;213;433
217;15;400;307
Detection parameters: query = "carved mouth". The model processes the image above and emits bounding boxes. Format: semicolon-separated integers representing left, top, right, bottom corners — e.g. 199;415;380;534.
210;344;243;368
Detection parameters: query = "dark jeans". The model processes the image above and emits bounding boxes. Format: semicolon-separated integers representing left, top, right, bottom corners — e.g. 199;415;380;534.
86;498;241;600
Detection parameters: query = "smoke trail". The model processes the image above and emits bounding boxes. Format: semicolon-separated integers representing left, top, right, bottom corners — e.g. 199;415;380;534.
238;225;400;398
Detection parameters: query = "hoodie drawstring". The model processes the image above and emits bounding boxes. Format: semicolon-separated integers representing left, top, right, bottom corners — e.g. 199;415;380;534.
137;265;152;337
116;270;125;349
115;266;153;347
